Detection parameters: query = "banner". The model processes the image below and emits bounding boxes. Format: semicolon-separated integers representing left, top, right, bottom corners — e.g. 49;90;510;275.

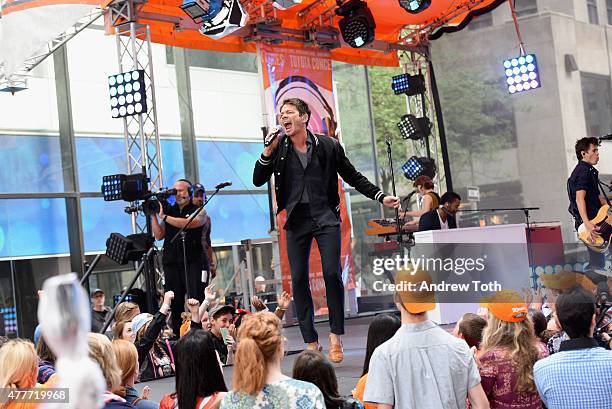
259;44;356;316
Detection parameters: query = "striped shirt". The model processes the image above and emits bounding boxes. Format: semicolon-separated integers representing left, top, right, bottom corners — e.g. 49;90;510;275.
533;337;612;409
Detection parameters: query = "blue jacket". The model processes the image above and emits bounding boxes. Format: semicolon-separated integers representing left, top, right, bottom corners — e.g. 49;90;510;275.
125;385;159;409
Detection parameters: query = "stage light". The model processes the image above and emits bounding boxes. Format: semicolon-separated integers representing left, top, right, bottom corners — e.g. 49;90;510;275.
272;0;302;9
402;156;436;180
108;70;147;119
397;114;431;140
398;0;431;14
101;173;148;202
391;73;426;96
199;0;248;40
335;0;375;48
105;233;150;265
503;54;541;94
180;0;219;22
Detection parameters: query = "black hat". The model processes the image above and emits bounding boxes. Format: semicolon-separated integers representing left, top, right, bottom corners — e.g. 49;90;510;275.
91;288;104;297
193;183;205;194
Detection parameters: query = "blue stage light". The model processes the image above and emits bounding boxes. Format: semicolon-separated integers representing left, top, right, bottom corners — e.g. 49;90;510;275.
397;114;431;140
503;54;541;94
402;156;437;181
391;73;426;96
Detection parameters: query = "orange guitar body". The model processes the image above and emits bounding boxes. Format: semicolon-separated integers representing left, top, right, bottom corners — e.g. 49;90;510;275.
577;204;612;253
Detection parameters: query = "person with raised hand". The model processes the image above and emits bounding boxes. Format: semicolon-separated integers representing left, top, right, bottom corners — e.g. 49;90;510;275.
133;292;202;380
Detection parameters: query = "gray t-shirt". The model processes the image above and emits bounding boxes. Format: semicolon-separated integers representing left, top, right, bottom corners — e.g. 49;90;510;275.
293;137;312;203
363;320;481;409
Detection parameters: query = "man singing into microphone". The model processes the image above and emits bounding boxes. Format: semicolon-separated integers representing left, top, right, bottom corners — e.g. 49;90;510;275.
151;179;206;337
253;98;400;362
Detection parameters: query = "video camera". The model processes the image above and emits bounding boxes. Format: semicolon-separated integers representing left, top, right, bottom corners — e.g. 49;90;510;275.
124;189;176;216
101;172;176;216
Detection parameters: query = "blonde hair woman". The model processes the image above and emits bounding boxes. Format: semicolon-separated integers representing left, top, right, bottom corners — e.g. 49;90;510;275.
0;339;38;409
221;311;324;409
87;333;133;409
112;340;157;409
479;290;548;409
114;302;141;323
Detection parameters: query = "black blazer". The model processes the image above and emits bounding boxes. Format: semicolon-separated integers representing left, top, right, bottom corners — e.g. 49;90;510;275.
418;208;457;232
253;131;386;213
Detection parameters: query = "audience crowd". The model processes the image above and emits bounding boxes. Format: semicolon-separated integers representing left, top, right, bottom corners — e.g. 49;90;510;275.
0;270;610;409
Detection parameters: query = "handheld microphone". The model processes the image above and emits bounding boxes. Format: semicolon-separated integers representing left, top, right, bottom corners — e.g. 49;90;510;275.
264;125;284;147
599;133;612;141
215;181;232;190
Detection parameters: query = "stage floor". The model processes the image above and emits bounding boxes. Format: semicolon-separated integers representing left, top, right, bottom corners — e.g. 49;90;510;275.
142;315;381;401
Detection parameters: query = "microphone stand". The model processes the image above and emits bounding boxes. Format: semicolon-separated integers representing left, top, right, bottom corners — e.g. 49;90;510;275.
385;137;403;244
169;186;223;298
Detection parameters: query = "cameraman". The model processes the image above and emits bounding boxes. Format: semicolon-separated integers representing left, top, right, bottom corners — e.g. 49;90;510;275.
151;179;206;337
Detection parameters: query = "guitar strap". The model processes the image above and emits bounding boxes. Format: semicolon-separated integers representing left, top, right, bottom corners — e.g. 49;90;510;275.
597;179;612;207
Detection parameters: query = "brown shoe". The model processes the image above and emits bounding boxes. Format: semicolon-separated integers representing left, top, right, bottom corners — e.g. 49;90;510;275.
328;336;343;363
306;342;323;352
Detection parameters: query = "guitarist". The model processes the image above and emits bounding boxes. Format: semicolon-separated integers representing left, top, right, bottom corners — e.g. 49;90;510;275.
567;137;609;276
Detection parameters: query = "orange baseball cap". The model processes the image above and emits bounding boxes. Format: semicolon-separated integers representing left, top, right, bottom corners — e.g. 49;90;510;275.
539;271;596;291
480;289;528;323
395;268;436;314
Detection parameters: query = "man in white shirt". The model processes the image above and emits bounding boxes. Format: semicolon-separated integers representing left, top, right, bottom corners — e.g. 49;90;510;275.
363;267;489;409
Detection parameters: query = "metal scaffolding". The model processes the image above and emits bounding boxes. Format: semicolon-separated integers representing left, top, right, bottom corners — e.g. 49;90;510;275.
107;0;164;234
106;0;165;295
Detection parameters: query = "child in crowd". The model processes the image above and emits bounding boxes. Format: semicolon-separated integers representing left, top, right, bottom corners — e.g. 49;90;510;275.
293;350;364;409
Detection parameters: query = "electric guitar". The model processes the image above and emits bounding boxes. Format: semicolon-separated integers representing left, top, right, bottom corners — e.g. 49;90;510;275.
577;204;612;253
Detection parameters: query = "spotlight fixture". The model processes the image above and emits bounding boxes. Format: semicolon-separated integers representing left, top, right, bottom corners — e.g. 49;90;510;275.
108;70;147;119
180;0;222;22
397;114;431;140
398;0;432;14
272;0;303;9
105;232;150;265
402;156;436;180
335;0;376;48
503;54;541;94
391;73;426;96
199;0;248;40
101;173;148;202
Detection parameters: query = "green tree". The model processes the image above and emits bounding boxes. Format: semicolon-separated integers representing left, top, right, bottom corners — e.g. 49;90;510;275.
435;60;515;185
368;65;414;196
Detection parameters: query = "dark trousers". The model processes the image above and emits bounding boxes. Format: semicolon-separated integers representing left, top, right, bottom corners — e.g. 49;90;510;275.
588;247;607;270
163;261;205;336
286;209;344;343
